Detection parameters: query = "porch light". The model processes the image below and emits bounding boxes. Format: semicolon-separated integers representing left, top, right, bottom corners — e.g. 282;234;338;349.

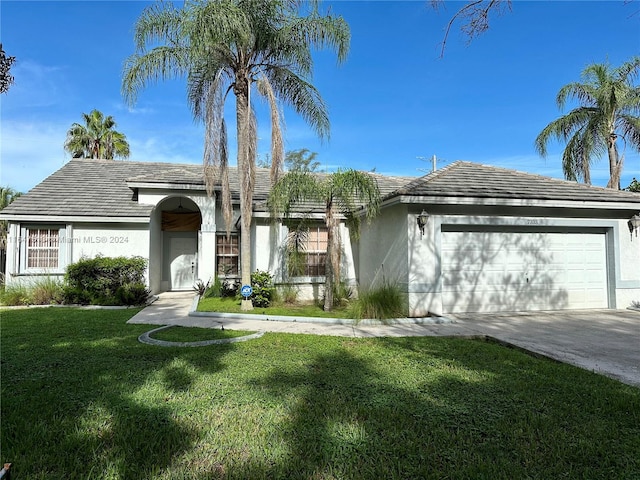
629;213;640;238
417;210;429;237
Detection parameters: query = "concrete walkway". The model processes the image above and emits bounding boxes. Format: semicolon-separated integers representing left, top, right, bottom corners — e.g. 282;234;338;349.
128;292;640;388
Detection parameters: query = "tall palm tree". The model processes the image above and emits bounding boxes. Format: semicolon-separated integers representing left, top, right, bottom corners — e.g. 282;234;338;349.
535;57;640;189
64;109;131;160
122;0;349;310
268;169;381;311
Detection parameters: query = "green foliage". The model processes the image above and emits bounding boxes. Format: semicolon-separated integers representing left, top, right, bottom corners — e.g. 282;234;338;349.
285;148;320;172
204;275;223;298
278;283;299;304
0;277;65;306
193;279;209;298
535;56;640;188
0;43;16;94
328;281;353;308
63;109;130;159
250;270;275;308
626;178;640;193
349;282;406;321
0;282;32;306
64;255;149;305
3;308;640;479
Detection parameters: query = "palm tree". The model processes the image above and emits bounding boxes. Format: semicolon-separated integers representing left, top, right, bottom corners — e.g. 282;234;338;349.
122;0;349;310
535;57;640;189
64;109;130;160
268;169;381;311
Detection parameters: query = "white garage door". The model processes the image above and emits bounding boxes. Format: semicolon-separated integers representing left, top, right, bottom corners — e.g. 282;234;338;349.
441;229;608;313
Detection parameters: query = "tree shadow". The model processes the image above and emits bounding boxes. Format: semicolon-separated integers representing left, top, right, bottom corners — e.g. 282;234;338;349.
0;309;235;478
441;229;569;313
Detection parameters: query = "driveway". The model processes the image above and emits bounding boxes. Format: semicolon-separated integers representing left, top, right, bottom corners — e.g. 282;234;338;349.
449;309;640;388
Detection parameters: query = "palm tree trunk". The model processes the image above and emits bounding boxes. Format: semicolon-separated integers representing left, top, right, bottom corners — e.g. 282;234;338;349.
606;134;622;189
323;204;337;311
236;75;254;310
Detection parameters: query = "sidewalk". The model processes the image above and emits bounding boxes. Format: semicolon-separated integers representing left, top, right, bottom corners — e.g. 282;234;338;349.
127;292;477;338
127;292;640;387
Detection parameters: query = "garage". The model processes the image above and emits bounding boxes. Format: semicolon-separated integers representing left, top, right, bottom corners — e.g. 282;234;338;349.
441;227;609;313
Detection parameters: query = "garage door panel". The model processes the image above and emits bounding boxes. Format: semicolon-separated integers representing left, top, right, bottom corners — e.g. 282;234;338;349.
441;230;608;313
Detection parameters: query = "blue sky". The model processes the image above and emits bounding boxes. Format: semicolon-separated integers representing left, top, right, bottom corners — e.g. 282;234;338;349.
1;0;639;194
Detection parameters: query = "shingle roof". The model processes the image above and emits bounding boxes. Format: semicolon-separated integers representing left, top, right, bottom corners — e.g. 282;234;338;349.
0;159;416;218
388;161;640;204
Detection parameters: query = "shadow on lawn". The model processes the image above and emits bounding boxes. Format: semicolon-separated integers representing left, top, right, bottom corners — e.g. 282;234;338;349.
0;309;234;479
242;337;640;479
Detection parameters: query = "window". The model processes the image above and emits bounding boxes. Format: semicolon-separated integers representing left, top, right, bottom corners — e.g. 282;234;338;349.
26;227;60;269
286;225;328;277
216;234;239;276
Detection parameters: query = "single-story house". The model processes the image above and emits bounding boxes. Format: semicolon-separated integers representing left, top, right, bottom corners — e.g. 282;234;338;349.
1;158;638;316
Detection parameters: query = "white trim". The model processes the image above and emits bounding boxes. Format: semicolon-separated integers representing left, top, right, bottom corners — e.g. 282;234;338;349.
0;215;150;223
127;182;205;191
384;195;640;211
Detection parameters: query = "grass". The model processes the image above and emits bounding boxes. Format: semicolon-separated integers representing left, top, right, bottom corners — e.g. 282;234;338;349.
2;308;640;479
197;296;352;319
150;326;255;342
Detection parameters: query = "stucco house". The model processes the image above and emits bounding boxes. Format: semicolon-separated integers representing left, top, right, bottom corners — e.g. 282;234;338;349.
1;158;638;316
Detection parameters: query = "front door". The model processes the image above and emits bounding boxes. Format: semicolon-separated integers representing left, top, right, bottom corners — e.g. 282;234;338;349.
168;233;197;290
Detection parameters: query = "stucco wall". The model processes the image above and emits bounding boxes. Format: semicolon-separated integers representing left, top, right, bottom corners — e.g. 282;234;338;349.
358;203;409;292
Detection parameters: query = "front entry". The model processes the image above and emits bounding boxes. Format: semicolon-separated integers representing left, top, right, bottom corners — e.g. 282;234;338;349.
165;231;198;290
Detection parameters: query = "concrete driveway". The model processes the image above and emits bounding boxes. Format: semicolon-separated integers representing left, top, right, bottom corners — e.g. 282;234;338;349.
449;309;640;388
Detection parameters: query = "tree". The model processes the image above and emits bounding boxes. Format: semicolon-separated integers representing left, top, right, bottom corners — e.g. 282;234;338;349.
0;43;16;94
626;178;640;193
122;0;349;310
268;169;381;311
0;186;22;252
431;0;511;57
285;148;321;172
64;109;131;160
535;57;640;189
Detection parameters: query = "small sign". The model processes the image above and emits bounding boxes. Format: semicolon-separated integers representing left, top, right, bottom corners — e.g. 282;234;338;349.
240;284;253;299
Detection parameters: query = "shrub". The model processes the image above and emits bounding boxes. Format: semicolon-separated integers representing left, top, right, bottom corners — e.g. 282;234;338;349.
221;278;239;298
0;283;32;306
250;270;275;308
205;276;223;298
64;255;149;305
193;279;209;298
332;281;353;307
349;282;406;321
115;282;150;306
278;283;299;304
30;277;65;305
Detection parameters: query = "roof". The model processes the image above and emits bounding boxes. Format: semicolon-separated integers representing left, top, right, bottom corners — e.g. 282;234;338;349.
0;159;415;219
388;161;640;205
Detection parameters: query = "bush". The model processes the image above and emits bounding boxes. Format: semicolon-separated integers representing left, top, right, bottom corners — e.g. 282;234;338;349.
115;282;150;306
221;278;239;298
0;283;32;306
204;276;223;298
250;270;274;308
349;282;406;321
30;277;65;305
64;255;149;305
278;283;299;304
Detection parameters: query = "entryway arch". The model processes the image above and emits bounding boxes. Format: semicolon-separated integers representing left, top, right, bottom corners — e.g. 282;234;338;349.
157;196;202;291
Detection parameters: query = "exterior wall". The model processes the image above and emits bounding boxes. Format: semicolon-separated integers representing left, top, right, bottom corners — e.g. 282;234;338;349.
612;218;640;307
139;190;218;293
358;203;410;305
4;221;150;286
404;206;640;316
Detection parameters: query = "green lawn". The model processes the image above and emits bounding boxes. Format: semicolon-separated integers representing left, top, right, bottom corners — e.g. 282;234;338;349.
2;308;639;479
197;296;352;318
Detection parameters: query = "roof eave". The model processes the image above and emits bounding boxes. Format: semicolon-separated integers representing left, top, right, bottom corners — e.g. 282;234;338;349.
386;194;640;211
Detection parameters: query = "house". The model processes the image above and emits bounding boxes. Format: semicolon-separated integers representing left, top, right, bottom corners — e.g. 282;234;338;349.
1;158;638;316
359;161;640;315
